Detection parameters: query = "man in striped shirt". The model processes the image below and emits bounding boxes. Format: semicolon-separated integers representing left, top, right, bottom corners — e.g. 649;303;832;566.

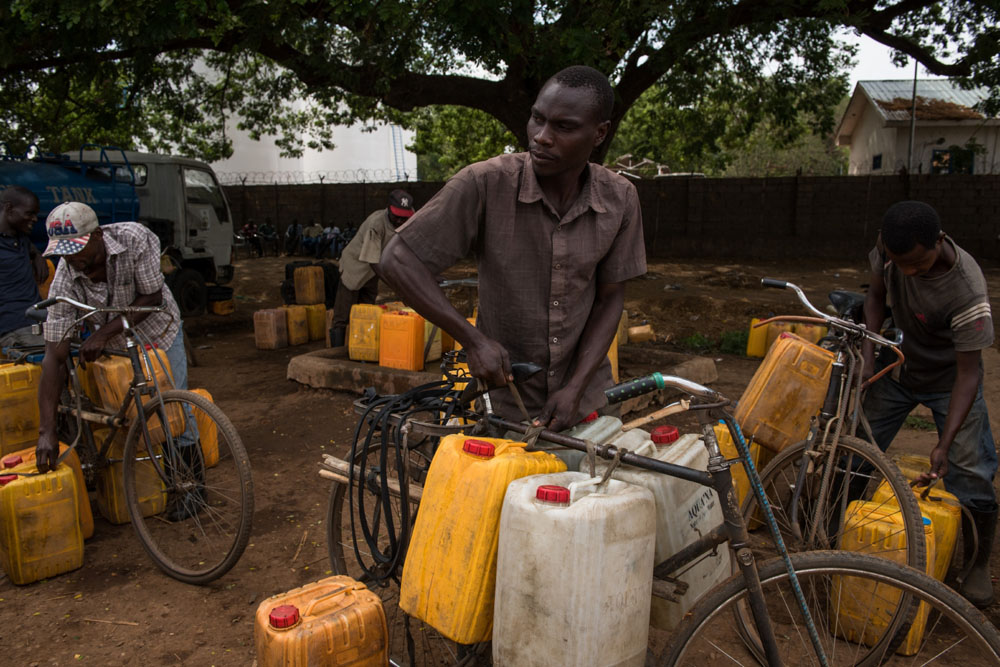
863;200;997;607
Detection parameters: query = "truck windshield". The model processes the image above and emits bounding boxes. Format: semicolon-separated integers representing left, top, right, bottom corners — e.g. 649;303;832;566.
183;168;229;223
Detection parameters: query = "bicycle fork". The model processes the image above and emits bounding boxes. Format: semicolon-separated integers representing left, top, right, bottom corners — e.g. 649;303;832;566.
707;415;830;667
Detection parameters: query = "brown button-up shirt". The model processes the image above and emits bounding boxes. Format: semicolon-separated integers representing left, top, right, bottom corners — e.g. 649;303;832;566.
397;152;646;421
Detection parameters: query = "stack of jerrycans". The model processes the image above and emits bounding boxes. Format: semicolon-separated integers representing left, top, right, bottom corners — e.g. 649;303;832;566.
578;424;732;631
89;349;181;524
399;435;566;643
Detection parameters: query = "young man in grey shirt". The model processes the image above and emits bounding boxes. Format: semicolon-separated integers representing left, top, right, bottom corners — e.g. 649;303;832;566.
863;200;997;607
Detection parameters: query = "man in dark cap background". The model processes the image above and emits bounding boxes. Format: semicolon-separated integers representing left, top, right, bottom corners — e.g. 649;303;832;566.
329;189;415;347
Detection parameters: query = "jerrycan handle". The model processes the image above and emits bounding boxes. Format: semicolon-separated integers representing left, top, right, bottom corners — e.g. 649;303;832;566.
631;440;658;458
302;582;355;617
568;476;607;503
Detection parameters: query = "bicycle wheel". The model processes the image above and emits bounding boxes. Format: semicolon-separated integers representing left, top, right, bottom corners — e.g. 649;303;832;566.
326;439;480;666
741;435;926;571
661;550;1000;665
123;389;254;584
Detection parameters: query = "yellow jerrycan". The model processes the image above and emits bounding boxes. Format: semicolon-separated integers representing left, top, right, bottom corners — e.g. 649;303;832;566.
399;435;566;644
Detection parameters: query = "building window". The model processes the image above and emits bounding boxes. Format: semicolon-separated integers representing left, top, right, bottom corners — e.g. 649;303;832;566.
871;154;882;171
932;148;975;175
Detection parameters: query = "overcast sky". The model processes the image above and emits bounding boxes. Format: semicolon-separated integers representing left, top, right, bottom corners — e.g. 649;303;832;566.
842;31;947;92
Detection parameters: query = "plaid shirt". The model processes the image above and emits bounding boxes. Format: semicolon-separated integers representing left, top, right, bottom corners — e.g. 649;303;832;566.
44;222;181;351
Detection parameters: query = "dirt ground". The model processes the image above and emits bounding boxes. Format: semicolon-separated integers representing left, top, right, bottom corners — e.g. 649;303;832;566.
3;254;1000;665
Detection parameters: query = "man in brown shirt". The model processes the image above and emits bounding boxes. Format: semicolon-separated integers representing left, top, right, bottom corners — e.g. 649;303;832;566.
378;66;646;431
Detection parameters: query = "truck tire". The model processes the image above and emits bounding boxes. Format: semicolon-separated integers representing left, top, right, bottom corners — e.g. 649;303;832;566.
170;268;207;317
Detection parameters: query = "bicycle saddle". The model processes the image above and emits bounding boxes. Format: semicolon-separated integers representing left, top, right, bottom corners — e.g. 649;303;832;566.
828;290;865;322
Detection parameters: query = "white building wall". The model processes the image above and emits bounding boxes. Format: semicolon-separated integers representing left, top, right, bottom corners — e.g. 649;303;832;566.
210;113;418;184
848;111;897;175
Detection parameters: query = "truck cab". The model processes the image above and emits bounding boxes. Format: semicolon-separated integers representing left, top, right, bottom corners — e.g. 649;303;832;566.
1;146;233;316
80;149;235;316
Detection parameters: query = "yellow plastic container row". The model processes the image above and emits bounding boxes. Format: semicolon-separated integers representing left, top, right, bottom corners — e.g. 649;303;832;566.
873;480;960;583
735;333;834;453
0;463;84;584
255;575;388;666
282;305;309;346
834;501;936;656
304;304;326;342
208;298;235;315
293;266;325;306
348;304;383;362
400;435;566;644
0;362;42;457
2;443;94;540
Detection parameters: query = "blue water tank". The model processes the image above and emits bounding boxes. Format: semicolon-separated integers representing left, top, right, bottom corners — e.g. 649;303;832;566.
0;154;139;251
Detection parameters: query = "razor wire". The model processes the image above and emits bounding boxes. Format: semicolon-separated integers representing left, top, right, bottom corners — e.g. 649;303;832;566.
216;168;416;186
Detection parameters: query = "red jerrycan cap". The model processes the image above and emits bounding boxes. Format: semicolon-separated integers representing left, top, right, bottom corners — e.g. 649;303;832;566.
0;474;18;486
2;455;23;469
536;485;570;504
651;425;679;444
462;438;495;458
581;411;599;423
268;604;301;629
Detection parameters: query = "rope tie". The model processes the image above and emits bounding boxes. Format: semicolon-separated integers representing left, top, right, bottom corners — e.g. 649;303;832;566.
521;424;547;450
599;447;626;486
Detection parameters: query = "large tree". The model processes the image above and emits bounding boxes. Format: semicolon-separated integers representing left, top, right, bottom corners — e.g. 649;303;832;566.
1;1;997;162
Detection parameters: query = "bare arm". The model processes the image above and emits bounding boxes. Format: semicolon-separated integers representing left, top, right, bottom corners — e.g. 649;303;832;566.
36;339;71;472
919;349;982;484
377;236;512;388
534;281;625;432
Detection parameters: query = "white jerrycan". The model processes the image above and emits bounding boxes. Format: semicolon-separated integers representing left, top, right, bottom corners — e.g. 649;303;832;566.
493;471;655;667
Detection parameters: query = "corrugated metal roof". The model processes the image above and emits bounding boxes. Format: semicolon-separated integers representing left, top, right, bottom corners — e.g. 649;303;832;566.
859;80;990;122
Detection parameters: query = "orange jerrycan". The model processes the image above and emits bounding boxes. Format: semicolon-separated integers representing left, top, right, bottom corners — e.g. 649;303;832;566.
0;464;84;584
399;435;566;644
293;265;325;305
255;575;387;666
378;310;424;371
282;305;309;346
93;428;167;525
304;304;326;341
189;388;219;468
2;444;93;540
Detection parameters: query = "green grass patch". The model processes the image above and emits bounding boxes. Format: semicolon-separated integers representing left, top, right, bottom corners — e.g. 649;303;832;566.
719;329;749;355
904;415;936;431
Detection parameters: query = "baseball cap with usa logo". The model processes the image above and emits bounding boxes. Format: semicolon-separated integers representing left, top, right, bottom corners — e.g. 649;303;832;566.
43;202;100;256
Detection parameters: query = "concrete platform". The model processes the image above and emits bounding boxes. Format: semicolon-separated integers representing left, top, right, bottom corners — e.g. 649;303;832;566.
287;343;718;417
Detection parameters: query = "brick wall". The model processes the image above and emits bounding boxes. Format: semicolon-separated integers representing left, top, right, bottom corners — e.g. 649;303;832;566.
224;174;1000;262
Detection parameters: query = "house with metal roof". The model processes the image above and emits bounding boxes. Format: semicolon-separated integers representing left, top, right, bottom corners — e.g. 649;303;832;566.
835;80;999;175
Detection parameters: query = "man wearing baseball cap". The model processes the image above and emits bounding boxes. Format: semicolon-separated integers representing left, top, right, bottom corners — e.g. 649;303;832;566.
35;203;200;516
329;189;416;347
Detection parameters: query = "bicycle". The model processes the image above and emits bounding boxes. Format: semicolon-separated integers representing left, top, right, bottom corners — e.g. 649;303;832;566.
738;279;927;576
11;295;254;584
320;354;1000;665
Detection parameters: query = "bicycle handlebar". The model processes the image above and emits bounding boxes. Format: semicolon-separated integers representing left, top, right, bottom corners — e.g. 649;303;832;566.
33;296;167;318
760;278;901;348
605;372;722;404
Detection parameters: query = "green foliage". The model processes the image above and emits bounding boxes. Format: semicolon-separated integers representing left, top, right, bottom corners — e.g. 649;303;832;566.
678;333;715;352
719;329;750;356
404;106;516;181
0;1;997;162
